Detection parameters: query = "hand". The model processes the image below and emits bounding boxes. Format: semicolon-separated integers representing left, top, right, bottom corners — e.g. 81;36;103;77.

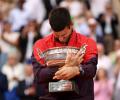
25;87;36;95
53;66;80;80
29;87;36;95
65;50;84;67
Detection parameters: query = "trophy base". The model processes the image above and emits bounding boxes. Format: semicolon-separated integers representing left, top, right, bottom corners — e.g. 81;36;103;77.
49;80;79;94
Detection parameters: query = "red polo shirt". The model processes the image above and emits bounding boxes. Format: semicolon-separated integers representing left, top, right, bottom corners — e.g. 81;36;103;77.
33;30;97;65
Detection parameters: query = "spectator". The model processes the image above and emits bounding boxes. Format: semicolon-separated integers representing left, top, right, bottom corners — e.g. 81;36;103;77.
90;0;110;17
8;0;30;32
97;2;119;54
109;39;120;65
1;49;24;100
40;19;52;37
17;63;38;100
24;0;46;24
60;0;84;19
0;21;19;67
97;43;112;76
94;68;114;100
0;0;14;19
87;18;103;43
72;10;93;36
43;0;63;19
0;21;19;53
18;20;42;62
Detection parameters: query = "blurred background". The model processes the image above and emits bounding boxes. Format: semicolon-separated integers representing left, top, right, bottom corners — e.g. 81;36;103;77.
0;0;120;100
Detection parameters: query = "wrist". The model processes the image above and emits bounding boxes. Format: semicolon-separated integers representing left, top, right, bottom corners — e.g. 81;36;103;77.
75;66;80;75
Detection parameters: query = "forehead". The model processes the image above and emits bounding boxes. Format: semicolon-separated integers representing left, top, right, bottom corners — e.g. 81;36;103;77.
54;27;68;36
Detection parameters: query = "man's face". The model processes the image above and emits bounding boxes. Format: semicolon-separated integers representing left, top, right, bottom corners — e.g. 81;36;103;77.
25;64;33;77
54;26;72;43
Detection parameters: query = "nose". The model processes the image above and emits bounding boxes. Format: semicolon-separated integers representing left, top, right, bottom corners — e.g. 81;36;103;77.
59;36;66;42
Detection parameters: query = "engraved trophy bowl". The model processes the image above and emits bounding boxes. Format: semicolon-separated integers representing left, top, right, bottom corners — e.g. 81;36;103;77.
42;45;87;67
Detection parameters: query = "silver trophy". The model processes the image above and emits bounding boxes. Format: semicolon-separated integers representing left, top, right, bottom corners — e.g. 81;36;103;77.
40;45;87;93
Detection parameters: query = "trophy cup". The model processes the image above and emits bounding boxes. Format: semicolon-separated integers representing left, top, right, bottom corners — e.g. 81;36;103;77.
41;44;87;93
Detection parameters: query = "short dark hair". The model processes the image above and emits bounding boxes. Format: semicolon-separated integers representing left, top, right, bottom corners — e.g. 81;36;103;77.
49;7;71;32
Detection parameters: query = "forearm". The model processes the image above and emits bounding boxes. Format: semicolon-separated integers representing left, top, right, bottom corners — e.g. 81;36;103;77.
77;56;97;79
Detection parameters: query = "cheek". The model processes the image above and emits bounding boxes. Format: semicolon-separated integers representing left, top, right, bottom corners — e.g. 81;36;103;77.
63;32;70;39
8;59;16;65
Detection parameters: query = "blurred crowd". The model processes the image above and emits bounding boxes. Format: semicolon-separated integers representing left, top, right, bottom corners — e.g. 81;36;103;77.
0;0;120;100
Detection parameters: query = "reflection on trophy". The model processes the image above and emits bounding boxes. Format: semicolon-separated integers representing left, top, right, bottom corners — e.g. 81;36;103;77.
40;44;87;93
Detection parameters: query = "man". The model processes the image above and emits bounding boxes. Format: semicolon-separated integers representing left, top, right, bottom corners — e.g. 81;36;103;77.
32;7;98;100
8;0;30;32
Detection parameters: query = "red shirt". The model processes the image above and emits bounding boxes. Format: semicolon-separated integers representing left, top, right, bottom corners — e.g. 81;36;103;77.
33;31;97;65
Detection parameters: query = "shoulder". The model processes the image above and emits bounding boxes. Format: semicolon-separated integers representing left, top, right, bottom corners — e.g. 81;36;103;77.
33;34;52;49
76;33;98;62
76;32;97;46
33;34;53;63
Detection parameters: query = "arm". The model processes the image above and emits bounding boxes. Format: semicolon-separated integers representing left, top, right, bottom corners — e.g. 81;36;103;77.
31;54;58;83
78;38;98;79
53;56;97;80
53;39;98;80
78;56;97;79
1;34;19;46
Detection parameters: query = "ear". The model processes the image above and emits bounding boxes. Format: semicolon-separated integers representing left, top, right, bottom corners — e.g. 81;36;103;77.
67;21;73;29
70;21;73;26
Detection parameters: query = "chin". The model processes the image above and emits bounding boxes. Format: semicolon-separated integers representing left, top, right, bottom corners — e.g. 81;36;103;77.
60;41;67;44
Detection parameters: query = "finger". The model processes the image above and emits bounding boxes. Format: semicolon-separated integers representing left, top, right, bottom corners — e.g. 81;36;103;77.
53;75;62;79
66;49;72;57
77;53;84;62
77;58;84;64
61;74;71;80
75;50;82;58
58;67;62;70
76;53;84;60
53;72;66;80
66;50;72;61
55;68;65;76
53;76;58;79
75;47;86;58
57;73;70;80
71;53;75;56
61;76;68;80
